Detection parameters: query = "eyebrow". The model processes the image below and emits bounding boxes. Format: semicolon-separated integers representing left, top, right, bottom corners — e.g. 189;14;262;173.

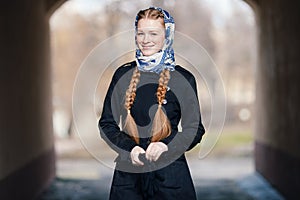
137;28;164;32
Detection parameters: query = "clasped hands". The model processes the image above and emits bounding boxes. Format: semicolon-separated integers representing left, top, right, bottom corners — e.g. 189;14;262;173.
130;142;168;166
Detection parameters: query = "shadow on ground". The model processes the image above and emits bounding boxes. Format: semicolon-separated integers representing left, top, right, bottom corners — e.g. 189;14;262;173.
39;173;284;200
39;177;253;200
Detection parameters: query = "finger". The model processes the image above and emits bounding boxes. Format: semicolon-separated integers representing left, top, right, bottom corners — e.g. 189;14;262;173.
132;160;137;165
145;151;150;161
131;146;145;165
134;155;144;166
152;152;158;162
136;158;144;166
145;144;153;160
150;147;165;161
147;150;157;162
153;151;163;161
135;152;145;165
146;150;156;161
140;149;146;154
148;153;154;162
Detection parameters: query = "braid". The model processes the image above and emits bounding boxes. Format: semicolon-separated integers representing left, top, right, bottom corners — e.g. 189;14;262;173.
124;68;140;143
151;69;171;142
124;68;172;143
124;67;140;110
156;69;170;105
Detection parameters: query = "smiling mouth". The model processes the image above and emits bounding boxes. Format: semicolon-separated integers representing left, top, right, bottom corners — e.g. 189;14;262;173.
142;46;154;50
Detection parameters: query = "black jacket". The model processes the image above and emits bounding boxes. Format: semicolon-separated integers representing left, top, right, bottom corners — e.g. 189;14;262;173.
99;61;205;199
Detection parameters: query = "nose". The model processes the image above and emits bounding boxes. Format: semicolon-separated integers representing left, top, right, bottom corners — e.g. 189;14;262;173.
142;33;150;43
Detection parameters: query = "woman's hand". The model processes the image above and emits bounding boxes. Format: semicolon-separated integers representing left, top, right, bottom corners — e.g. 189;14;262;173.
145;142;168;162
130;146;146;166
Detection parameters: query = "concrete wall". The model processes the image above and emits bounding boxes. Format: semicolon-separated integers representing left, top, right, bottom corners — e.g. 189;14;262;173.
0;0;56;199
254;0;300;198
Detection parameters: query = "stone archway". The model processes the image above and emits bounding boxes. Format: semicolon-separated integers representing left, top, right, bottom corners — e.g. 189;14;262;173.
0;0;299;199
0;1;66;199
247;0;300;198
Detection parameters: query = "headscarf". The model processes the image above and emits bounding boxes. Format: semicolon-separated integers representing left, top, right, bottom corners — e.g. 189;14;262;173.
135;7;176;74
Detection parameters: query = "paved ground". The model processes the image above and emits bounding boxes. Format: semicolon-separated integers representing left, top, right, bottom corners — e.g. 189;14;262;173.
38;156;285;200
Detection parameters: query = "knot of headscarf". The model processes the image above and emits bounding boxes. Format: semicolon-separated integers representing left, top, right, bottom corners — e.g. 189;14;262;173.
135;7;175;74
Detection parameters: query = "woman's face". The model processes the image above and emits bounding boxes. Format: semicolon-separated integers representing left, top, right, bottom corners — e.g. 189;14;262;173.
136;18;165;56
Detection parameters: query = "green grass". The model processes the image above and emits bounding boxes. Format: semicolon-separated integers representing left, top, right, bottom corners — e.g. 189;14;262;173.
187;125;254;158
217;129;253;147
211;127;253;157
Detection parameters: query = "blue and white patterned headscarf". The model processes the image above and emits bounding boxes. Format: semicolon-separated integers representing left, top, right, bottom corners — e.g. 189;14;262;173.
135;7;175;74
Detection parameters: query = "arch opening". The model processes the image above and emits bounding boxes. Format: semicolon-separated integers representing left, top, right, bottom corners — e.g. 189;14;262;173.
49;0;257;185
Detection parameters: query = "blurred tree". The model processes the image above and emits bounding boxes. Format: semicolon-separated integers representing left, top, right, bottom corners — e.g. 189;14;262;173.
51;9;106;137
174;0;215;56
105;0;121;36
50;0;256;137
213;1;256;106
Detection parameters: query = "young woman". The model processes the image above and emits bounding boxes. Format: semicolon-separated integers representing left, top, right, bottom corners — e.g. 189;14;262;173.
99;7;205;200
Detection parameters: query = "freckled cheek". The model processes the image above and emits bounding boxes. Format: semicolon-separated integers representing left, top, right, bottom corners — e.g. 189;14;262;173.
155;38;165;49
157;35;165;47
136;36;142;44
136;39;144;50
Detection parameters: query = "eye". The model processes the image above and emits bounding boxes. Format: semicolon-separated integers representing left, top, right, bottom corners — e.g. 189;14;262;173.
150;32;158;36
137;32;144;36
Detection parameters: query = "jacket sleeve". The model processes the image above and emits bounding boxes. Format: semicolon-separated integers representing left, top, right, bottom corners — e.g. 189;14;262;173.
161;73;205;156
98;68;137;161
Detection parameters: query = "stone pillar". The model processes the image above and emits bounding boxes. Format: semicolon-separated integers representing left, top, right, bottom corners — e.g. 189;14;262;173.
0;0;55;199
255;0;300;198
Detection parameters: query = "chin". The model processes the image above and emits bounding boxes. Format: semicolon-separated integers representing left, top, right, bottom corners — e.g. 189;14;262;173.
142;50;158;56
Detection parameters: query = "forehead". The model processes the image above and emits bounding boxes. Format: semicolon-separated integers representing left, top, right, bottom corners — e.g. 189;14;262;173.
137;18;165;29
